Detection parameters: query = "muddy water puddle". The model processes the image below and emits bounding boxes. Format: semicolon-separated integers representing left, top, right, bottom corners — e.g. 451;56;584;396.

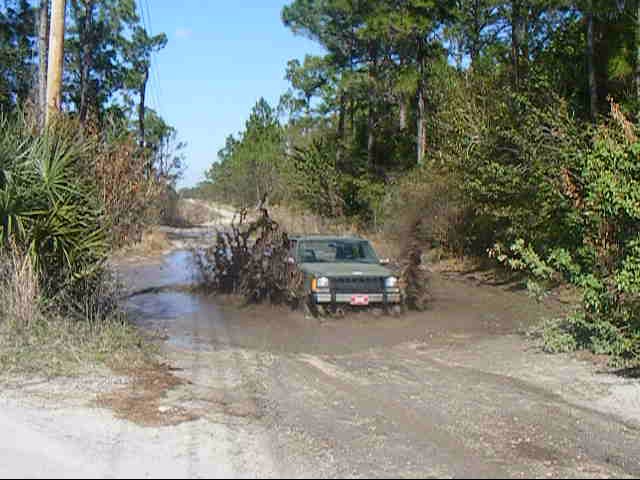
120;250;199;291
119;232;553;356
120;247;438;354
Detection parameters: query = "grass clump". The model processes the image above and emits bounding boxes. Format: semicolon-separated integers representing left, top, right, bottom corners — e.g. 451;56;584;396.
538;319;578;354
0;248;154;377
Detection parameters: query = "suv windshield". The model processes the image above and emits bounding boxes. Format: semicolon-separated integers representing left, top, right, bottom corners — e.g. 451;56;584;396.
298;239;379;264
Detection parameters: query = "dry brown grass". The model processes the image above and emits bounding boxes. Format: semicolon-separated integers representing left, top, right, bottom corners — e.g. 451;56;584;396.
430;255;485;273
0;248;39;330
177;199;222;226
367;232;402;262
0;249;155;377
139;229;171;255
271;206;404;262
382;169;468;258
164;198;224;227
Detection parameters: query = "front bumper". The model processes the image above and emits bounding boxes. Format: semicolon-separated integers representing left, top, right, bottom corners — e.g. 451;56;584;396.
312;291;402;305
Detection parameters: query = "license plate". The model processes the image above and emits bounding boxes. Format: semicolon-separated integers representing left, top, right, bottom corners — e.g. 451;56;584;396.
350;295;369;306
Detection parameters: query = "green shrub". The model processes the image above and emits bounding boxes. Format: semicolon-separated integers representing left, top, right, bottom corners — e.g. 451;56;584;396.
493;102;640;363
539;319;578;354
0;115;107;303
432;72;589;256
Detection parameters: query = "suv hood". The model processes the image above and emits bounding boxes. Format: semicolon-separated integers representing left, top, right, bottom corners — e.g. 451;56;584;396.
299;262;393;278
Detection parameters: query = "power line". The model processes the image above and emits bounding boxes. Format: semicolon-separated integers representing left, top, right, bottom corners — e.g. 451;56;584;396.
143;0;153;38
135;0;163;118
140;0;163;118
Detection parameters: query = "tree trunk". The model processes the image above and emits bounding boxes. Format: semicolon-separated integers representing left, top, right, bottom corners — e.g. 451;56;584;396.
336;89;346;166
511;0;528;89
367;106;375;167
399;95;407;131
587;0;598;121
636;0;640;120
79;43;91;124
417;87;426;166
45;0;66;125
522;5;529;79
416;38;427;166
37;0;49;129
398;55;408;132
138;66;149;150
367;44;378;169
470;0;481;67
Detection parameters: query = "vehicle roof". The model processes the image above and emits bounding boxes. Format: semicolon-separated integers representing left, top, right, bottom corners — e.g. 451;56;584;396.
290;235;366;241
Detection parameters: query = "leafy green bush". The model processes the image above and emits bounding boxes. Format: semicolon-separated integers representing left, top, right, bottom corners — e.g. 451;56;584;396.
495;104;640;362
431;71;590;256
539;319;578;354
0;115;107;302
286;138;345;218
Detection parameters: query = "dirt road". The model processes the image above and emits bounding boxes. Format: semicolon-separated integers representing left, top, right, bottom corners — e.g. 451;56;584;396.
2;236;640;478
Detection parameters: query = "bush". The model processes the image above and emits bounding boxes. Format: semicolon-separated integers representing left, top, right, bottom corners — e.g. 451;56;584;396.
538;319;578;354
431;71;589;256
0;115;107;299
496;102;640;362
0;246;40;329
0;114;171;299
93;126;165;247
0;248;151;376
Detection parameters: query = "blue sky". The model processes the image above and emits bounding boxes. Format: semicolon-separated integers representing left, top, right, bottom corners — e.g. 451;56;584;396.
144;1;323;189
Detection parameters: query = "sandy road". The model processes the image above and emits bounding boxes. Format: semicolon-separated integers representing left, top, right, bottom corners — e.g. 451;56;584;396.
0;395;269;479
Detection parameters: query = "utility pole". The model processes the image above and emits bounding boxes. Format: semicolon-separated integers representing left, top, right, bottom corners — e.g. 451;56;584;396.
45;0;66;126
37;0;49;129
636;0;640;121
586;0;598;121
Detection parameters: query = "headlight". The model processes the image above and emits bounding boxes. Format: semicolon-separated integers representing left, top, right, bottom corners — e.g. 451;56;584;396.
385;276;398;289
316;277;330;289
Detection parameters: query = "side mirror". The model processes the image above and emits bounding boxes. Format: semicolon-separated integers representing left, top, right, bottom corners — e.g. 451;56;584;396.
380;258;390;265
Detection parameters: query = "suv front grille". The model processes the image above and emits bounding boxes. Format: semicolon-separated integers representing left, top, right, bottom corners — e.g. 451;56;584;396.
332;276;384;293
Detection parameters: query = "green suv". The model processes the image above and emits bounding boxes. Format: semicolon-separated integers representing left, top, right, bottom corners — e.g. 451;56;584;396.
289;236;402;313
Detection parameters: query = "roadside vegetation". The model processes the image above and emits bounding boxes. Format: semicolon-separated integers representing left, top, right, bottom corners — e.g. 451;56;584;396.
184;1;640;365
0;248;149;376
0;0;182;376
0;117;154;376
